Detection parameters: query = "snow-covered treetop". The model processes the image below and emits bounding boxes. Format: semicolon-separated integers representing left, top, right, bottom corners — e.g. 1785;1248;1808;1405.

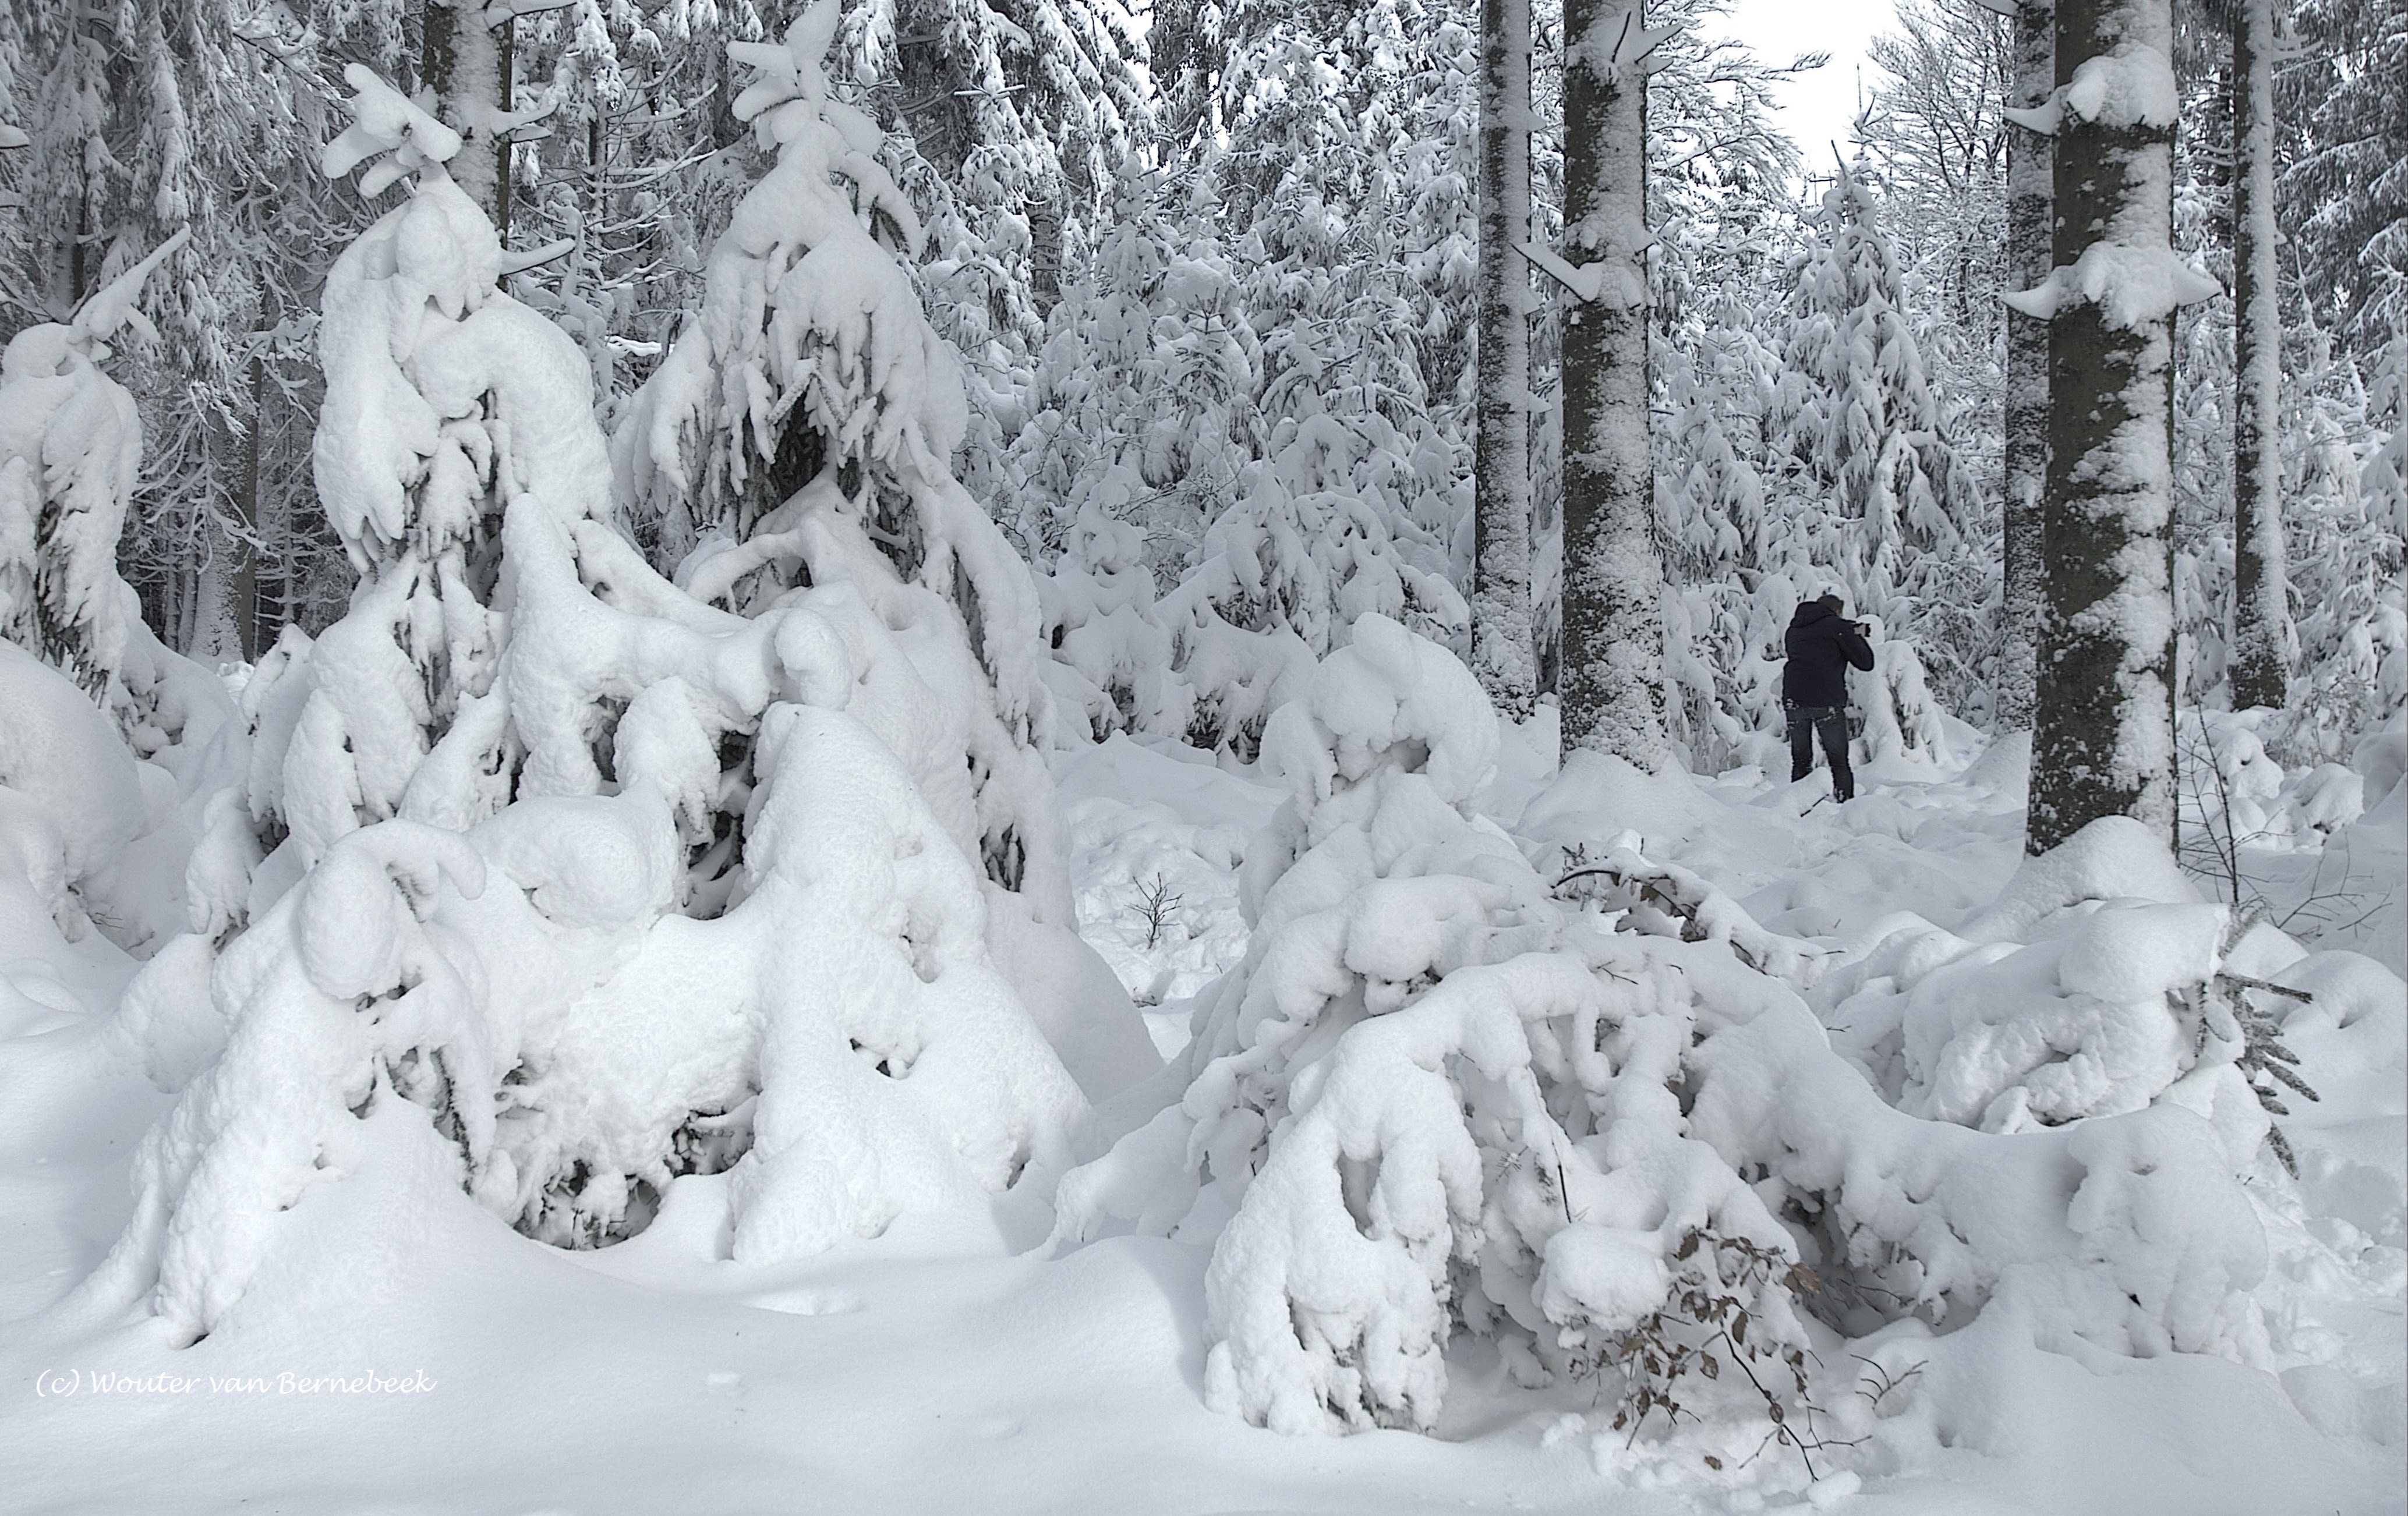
1260;611;1498;827
614;0;981;544
729;0;922;256
0;227;189;696
321;65;466;199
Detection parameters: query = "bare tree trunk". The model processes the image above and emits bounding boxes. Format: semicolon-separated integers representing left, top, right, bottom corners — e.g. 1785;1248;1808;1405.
2025;0;2185;853
494;16;515;243
422;0;505;226
1998;0;2053;731
1472;0;1537;718
195;353;266;664
1558;0;1666;767
234;352;263;657
2229;0;2294;710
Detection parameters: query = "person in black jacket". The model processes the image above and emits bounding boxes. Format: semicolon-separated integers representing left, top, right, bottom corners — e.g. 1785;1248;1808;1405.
1783;593;1875;802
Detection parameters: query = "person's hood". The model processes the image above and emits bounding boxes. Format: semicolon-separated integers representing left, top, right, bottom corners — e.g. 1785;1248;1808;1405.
1791;600;1840;629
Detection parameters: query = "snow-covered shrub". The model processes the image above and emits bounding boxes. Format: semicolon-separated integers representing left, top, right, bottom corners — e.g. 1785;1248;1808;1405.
0;231;231;762
1814;819;2274;1158
1053;618;1816;1440
94;59;1105;1348
1661;575;1788;775
1007;153;1260;572
1858;624;1953;768
1160;419;1469;759
1035;503;1194;743
1056;623;2288;1448
0;640;153;950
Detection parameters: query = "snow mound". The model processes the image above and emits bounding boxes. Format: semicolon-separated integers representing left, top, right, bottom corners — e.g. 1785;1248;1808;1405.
0;641;146;890
1056;621;2281;1458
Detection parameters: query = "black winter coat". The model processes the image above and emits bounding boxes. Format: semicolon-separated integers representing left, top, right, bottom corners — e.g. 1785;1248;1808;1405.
1782;601;1875;707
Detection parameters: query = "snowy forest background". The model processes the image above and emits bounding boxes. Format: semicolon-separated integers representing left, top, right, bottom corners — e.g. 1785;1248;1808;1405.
0;0;2403;1510
3;0;2401;762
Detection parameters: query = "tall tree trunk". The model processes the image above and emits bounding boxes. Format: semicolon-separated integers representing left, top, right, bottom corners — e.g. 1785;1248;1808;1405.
197;358;268;669
2229;0;2293;710
1998;0;2053;731
422;0;505;226
1031;195;1065;313
494;17;515;243
191;357;263;665
1558;0;1666;767
234;352;263;657
1472;0;1537;718
2026;0;2184;853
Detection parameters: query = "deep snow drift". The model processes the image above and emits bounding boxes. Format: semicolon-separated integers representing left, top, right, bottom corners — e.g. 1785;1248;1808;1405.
3;627;2400;1512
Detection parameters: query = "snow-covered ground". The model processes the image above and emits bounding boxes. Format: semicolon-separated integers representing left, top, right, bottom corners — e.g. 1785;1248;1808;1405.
4;709;2400;1515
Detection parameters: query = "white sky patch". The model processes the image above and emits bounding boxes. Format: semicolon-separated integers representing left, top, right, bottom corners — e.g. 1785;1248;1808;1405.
1705;0;1897;178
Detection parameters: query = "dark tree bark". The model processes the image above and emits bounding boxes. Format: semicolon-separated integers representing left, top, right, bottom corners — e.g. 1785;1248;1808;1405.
1472;0;1537;718
420;0;507;226
1558;0;1666;767
1999;0;2053;731
2229;0;2294;710
2026;0;2188;853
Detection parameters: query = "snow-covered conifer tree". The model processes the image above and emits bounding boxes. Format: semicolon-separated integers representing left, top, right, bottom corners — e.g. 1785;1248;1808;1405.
826;0;1148;308
2276;0;2405;364
1640;11;1804;772
99;56;1117;1347
1767;169;1990;715
613;2;1081;923
0;235;186;702
1009;153;1258;571
2280;326;2407;757
1190;0;1483;575
1659;312;1783;771
1222;0;1480;563
1160;416;1470;758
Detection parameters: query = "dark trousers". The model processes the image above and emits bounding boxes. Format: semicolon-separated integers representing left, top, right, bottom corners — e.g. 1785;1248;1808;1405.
1786;704;1854;801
